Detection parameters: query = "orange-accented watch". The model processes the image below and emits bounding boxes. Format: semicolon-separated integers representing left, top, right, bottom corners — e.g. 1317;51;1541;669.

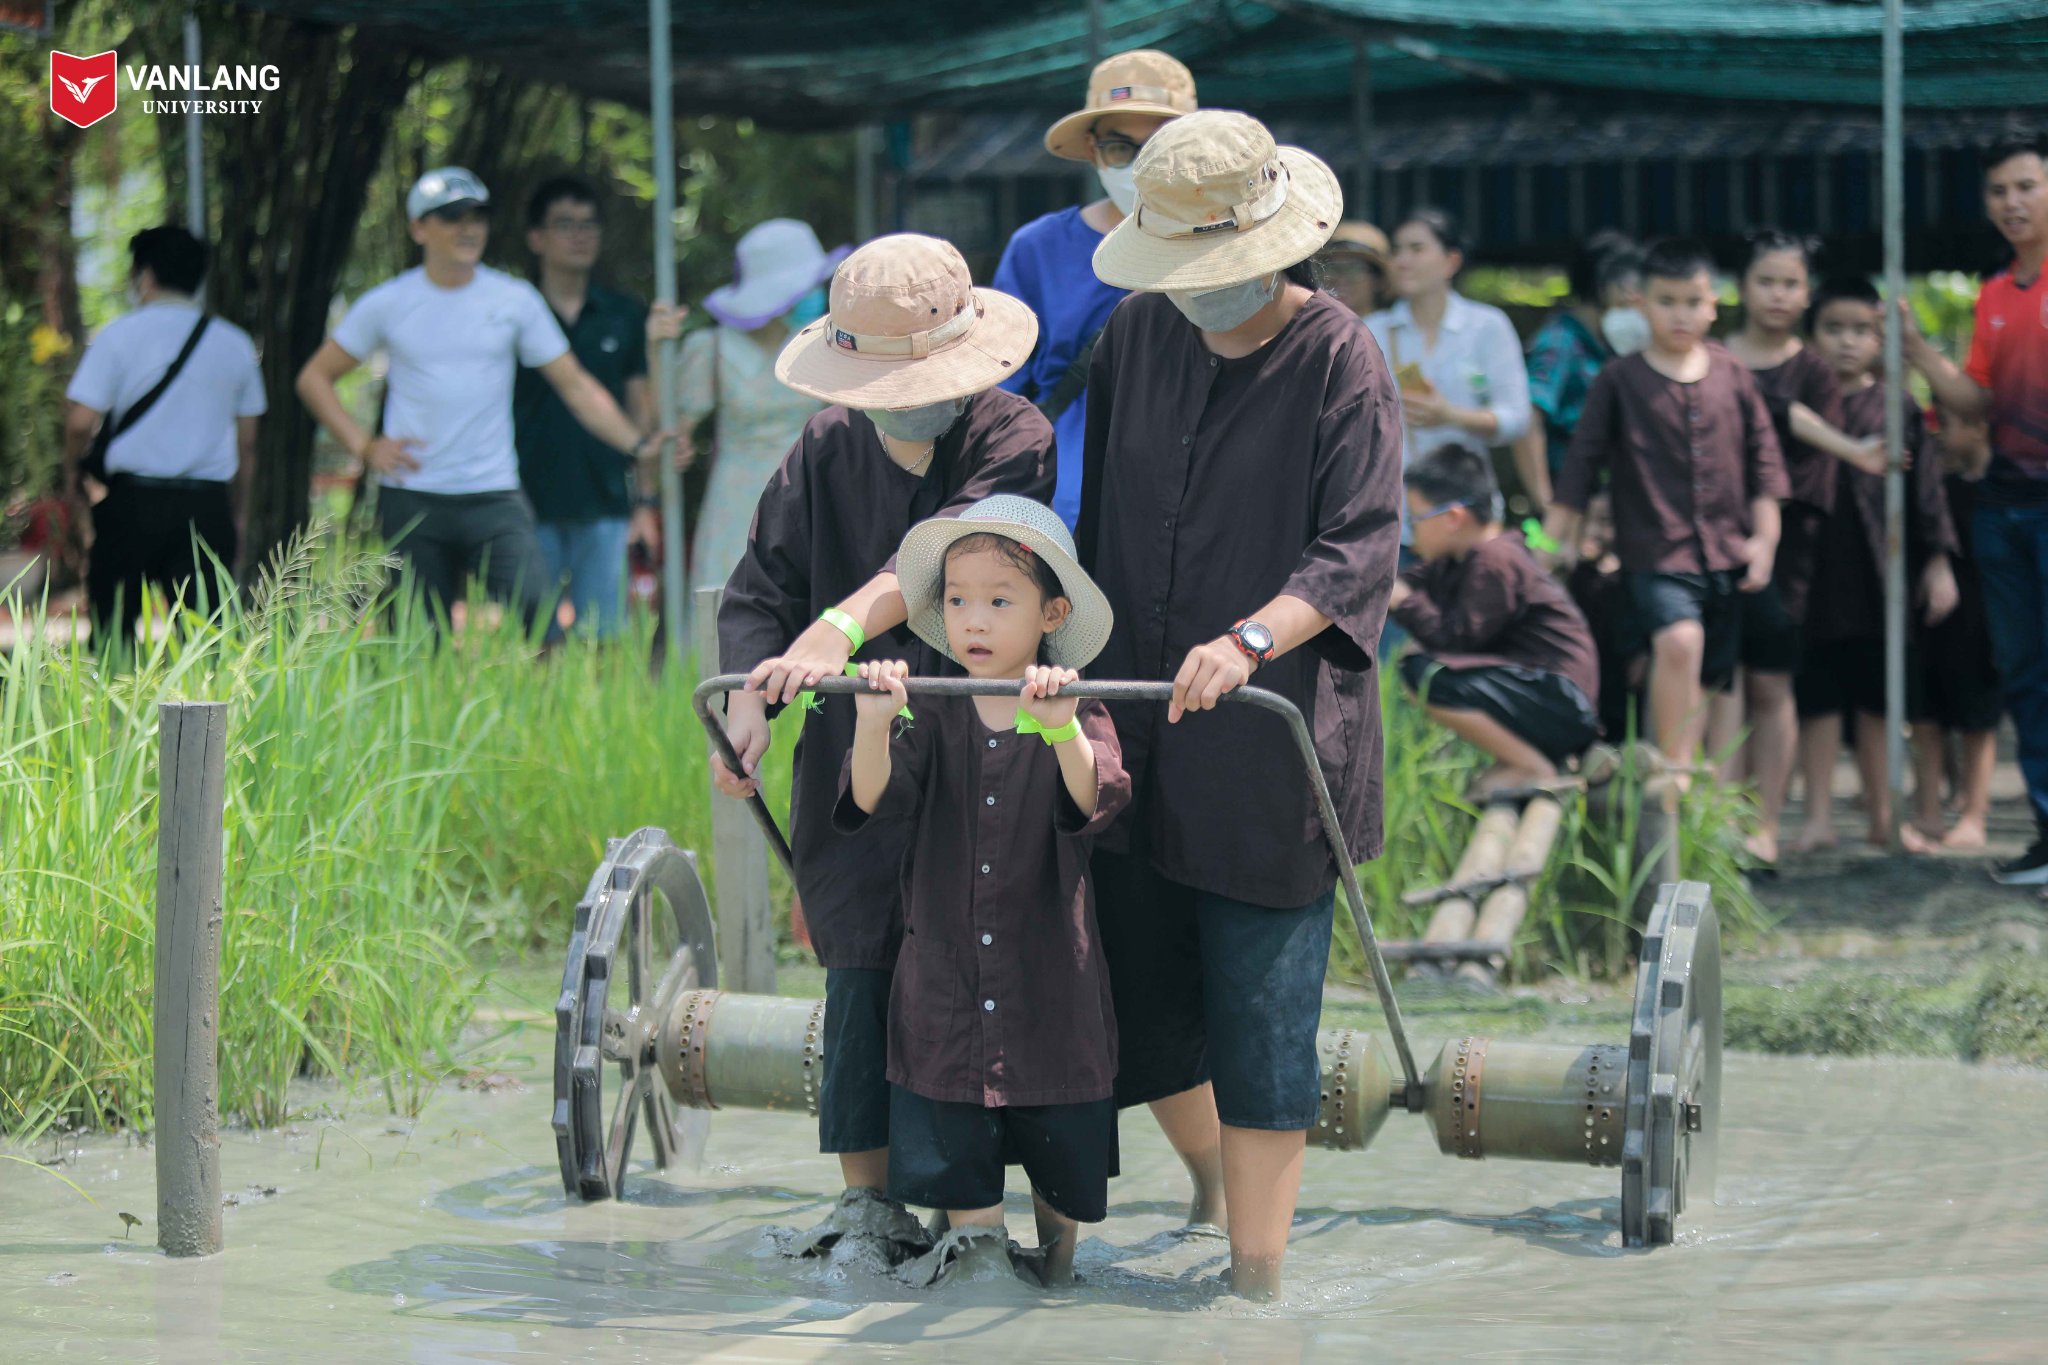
1227;619;1274;668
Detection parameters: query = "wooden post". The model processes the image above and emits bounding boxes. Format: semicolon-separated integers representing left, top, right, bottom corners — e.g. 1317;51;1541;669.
693;587;776;993
154;702;227;1258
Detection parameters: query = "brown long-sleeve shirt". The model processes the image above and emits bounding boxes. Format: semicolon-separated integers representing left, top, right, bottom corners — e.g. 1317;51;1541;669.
717;390;1053;969
1749;347;1844;514
834;698;1130;1106
1077;289;1404;907
1393;531;1600;705
1806;381;1958;644
1557;346;1790;576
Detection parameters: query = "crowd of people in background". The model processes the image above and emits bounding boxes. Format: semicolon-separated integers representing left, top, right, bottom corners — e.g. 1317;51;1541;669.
44;37;2048;1300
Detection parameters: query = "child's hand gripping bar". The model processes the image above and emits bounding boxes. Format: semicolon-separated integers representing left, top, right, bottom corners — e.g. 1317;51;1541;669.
690;674;1423;1108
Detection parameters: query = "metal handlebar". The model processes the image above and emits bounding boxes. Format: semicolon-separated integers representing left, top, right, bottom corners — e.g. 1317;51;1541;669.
689;674;1423;1106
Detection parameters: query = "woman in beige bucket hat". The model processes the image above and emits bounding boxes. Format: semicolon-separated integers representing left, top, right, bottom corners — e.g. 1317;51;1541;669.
715;233;1052;1250
1078;110;1405;1299
993;48;1197;529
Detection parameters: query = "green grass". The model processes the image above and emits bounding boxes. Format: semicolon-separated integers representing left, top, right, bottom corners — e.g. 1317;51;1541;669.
3;534;1764;1136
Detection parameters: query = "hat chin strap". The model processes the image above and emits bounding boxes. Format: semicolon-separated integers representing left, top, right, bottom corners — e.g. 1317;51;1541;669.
1135;161;1292;241
825;297;981;360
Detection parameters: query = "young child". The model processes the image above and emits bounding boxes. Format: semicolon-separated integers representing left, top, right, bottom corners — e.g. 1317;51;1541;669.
1792;276;1960;850
1908;400;2002;851
1721;230;1886;864
717;234;1052;1253
1547;238;1790;771
836;495;1128;1286
1392;446;1600;794
1563;492;1647;743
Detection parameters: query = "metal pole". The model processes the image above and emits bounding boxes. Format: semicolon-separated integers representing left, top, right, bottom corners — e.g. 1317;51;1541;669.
155;702;227;1258
1351;38;1374;221
692;588;775;993
649;0;685;665
1881;0;1906;852
854;124;879;244
1086;0;1103;66
182;9;204;236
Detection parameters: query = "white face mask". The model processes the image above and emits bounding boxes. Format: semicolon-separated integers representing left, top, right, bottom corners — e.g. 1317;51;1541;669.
1095;163;1138;215
1166;272;1279;332
868;396;966;443
1600;306;1651;356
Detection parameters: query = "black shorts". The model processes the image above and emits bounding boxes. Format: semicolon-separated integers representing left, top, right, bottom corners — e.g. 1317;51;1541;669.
1093;829;1334;1130
1399;655;1600;764
1921;569;2004;733
819;967;891;1154
1738;575;1803;675
886;1087;1117;1223
1795;637;1924;720
1623;570;1743;692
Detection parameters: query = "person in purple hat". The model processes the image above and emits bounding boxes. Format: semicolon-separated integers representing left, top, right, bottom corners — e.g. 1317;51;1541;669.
647;218;846;590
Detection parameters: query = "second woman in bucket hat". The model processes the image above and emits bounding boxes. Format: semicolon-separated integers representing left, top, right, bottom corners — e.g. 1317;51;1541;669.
714;233;1052;1253
993;48;1198;530
1080;110;1405;1299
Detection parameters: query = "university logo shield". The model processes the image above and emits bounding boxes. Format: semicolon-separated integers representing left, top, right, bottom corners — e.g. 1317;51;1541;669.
50;49;116;129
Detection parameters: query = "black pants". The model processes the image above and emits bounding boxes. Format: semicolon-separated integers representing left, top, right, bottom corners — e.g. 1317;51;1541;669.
87;476;236;646
376;487;547;632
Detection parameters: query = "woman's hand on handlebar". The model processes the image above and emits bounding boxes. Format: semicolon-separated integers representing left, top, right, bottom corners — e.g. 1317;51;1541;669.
711;692;770;800
746;618;856;705
1169;637;1254;724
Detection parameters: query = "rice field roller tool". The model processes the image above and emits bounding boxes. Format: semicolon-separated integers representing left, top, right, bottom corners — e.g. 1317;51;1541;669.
553;675;1720;1248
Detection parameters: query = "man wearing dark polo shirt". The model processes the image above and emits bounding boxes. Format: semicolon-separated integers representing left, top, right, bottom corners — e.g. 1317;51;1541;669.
515;176;655;639
1905;132;2048;882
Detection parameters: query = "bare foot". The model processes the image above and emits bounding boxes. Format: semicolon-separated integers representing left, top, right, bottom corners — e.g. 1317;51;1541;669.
1941;817;1988;852
1745;829;1780;865
1900;823;1941;855
1469;764;1555;800
1789;824;1837;854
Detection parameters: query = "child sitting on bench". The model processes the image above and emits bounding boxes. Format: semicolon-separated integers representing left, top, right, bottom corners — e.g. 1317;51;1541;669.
1391;446;1601;796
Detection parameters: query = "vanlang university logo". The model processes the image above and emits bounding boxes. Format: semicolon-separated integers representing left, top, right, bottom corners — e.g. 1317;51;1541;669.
49;49;281;129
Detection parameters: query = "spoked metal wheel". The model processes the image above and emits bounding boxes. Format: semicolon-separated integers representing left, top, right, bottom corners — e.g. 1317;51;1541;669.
1620;881;1722;1247
553;828;718;1200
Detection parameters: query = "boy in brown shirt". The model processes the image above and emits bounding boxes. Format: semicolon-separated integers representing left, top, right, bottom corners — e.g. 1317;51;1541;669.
1547;239;1790;769
1394;446;1600;794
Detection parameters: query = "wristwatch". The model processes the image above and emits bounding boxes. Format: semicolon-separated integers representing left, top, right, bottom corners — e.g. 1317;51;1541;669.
1227;619;1275;668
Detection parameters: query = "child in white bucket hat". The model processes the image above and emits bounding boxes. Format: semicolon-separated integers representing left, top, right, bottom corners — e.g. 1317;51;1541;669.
715;234;1052;1258
1076;109;1405;1299
836;495;1126;1285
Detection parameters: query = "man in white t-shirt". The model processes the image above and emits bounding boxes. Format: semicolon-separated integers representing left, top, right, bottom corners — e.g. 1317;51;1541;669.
296;167;667;629
62;225;265;644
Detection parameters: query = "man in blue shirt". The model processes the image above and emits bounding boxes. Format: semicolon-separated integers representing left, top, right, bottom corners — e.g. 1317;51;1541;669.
994;49;1196;528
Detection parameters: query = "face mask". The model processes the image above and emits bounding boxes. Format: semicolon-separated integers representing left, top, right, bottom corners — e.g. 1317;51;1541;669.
868;397;966;443
1166;272;1279;332
1600;306;1651;356
1096;163;1138;215
786;286;827;329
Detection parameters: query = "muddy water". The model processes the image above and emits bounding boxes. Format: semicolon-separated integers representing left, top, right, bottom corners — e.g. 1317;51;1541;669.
5;1043;2047;1361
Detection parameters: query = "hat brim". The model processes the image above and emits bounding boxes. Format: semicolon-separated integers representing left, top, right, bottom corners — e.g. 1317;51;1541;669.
1321;239;1388;267
773;287;1040;408
1044;104;1189;161
896;515;1114;671
703;245;850;330
1091;146;1342;293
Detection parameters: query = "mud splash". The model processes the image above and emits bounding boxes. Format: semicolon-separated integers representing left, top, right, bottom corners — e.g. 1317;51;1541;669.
4;1048;2046;1360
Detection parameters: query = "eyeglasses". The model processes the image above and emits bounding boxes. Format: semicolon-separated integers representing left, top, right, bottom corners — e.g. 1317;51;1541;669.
1091;134;1144;169
1413;498;1470;521
545;218;602;236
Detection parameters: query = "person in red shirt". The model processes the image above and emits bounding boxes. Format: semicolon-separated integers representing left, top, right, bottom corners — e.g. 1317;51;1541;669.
1904;131;2048;883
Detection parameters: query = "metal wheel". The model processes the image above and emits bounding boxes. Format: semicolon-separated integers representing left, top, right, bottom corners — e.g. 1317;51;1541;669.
1620;881;1722;1247
552;828;718;1201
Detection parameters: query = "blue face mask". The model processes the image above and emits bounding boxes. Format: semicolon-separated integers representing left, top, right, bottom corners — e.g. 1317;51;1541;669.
786;286;828;328
1166;272;1279;332
868;397;966;443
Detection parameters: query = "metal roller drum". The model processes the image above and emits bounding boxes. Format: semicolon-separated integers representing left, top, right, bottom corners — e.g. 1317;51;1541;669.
1422;1038;1628;1164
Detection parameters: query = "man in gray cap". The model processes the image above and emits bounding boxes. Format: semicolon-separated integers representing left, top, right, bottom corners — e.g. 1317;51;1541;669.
297;166;669;630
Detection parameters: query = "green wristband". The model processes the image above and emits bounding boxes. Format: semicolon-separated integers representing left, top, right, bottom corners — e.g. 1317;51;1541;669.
820;607;865;653
1033;717;1081;746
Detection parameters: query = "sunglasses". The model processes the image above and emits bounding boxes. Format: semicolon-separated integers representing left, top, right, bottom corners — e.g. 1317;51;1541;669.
426;205;490;225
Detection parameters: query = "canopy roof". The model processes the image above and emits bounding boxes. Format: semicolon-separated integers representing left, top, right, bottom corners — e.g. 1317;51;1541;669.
234;0;2048;126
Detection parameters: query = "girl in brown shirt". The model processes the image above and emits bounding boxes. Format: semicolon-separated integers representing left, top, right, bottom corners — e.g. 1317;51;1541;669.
838;496;1129;1285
